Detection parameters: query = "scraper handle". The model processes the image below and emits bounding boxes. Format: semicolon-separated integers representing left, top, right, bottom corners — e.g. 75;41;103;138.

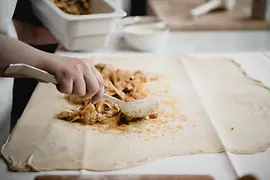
4;63;58;84
4;64;120;103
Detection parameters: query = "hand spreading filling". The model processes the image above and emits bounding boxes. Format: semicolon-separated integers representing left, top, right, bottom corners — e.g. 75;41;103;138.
53;0;92;15
56;64;159;128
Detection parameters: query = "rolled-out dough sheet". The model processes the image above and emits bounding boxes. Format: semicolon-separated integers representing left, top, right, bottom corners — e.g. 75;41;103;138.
181;55;270;153
1;54;270;171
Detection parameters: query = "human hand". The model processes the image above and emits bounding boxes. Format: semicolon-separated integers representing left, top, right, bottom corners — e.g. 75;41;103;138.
0;34;103;103
42;54;104;104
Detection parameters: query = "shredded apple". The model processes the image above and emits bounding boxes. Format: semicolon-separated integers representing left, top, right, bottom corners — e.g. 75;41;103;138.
56;64;159;128
53;0;92;15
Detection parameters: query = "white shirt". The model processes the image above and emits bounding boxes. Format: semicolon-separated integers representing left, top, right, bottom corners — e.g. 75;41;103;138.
0;0;18;146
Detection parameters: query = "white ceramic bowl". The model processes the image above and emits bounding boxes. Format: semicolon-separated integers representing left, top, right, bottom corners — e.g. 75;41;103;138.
123;23;170;52
122;16;160;26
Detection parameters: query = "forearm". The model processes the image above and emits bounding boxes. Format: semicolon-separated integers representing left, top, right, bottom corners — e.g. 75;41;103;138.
0;34;47;76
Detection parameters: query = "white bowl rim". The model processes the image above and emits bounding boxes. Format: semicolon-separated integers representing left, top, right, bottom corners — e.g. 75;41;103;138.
123;25;170;37
122;16;161;25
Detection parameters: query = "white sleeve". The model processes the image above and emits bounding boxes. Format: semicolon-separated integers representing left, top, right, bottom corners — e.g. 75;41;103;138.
0;0;17;148
0;0;18;38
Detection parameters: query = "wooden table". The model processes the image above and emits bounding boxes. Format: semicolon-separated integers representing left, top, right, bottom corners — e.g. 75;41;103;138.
148;0;270;31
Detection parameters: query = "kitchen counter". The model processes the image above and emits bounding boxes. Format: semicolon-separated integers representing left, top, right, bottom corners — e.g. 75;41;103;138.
92;29;270;53
1;51;270;180
154;31;270;53
1;21;270;179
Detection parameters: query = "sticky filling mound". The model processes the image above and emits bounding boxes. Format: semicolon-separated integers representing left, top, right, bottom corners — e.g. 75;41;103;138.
56;64;159;128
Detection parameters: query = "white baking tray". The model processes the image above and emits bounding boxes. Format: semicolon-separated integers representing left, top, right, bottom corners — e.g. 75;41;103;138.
31;0;126;51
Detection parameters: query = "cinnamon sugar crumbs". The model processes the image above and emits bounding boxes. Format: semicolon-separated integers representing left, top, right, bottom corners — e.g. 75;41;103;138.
180;115;190;122
177;125;183;129
56;64;183;135
56;64;161;131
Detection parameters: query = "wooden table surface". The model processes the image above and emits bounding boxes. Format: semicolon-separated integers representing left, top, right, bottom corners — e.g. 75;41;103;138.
148;0;270;31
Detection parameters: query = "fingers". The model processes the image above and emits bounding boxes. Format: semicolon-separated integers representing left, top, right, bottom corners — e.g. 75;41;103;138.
50;56;104;99
92;65;104;85
92;84;104;104
83;70;100;98
91;66;104;104
54;66;78;95
57;77;73;95
72;74;86;96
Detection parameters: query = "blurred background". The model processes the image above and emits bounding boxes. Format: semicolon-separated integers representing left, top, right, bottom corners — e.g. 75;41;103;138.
84;0;270;53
